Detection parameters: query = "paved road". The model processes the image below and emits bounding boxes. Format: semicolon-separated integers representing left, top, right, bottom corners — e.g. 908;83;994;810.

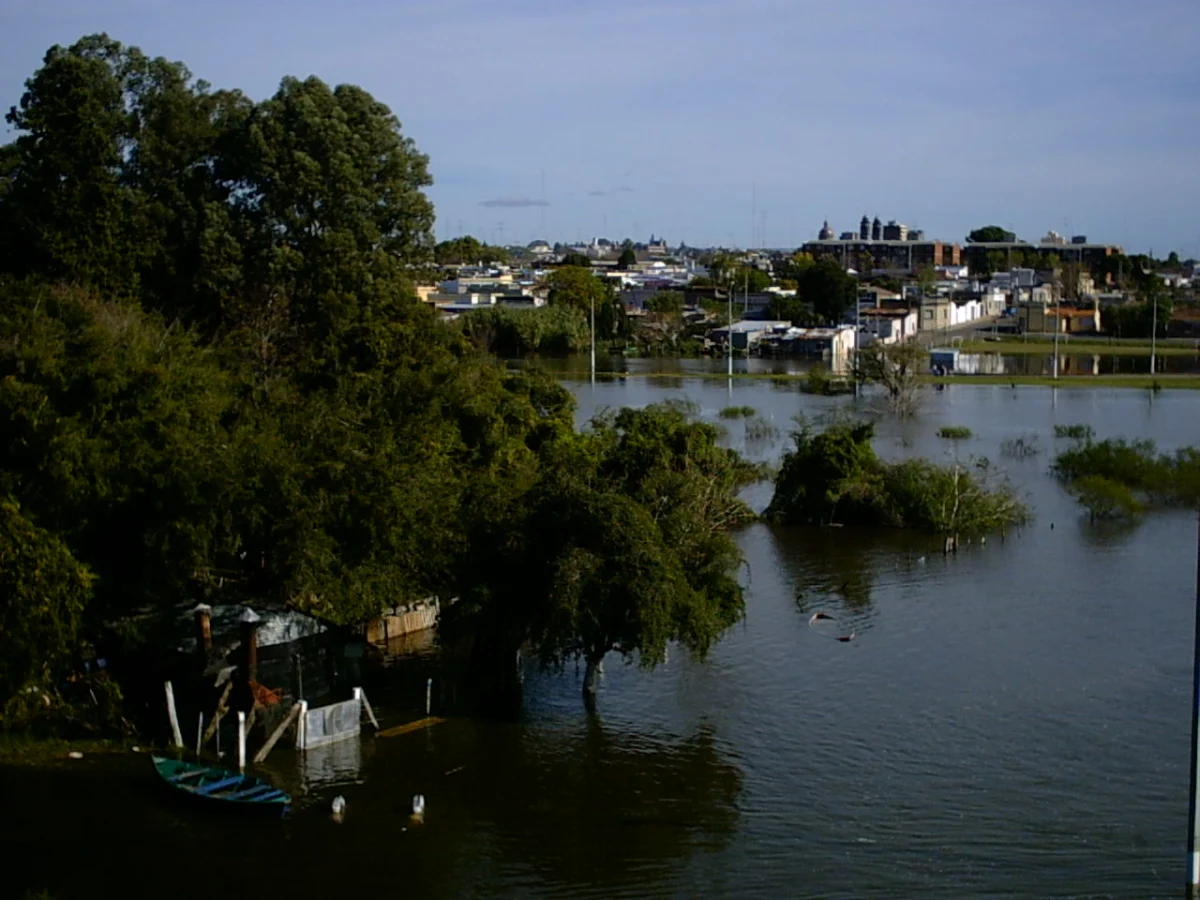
915;315;1004;347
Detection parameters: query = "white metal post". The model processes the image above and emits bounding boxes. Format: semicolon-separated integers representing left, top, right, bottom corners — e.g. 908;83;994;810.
1151;298;1158;376
164;681;183;748
727;275;733;379
1189;514;1200;892
237;711;246;773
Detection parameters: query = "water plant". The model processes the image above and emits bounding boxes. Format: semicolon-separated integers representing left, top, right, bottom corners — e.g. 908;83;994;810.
1000;435;1041;458
719;405;757;419
766;420;1028;538
1053;424;1095;442
937;426;973;440
745;417;781;443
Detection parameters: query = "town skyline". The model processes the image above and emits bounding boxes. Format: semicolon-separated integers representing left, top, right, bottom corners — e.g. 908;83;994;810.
2;0;1196;256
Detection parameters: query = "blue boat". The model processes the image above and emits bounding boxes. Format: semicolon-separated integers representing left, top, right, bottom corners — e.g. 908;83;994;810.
152;755;291;816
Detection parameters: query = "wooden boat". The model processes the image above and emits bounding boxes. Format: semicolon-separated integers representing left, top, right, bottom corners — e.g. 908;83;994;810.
151;756;290;815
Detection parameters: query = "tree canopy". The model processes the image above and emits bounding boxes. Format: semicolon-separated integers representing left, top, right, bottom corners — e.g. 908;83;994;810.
0;34;757;719
766;420;1028;537
799;258;857;324
968;226;1012;243
435;235;508;266
446;401;764;706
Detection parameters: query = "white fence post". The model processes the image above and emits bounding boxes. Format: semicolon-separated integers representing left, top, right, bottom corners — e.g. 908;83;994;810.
164;681;183;748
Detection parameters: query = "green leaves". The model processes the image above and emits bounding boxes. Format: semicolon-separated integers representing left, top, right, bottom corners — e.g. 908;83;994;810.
0;498;93;705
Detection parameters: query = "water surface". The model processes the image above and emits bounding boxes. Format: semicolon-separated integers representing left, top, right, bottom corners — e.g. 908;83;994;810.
7;380;1197;899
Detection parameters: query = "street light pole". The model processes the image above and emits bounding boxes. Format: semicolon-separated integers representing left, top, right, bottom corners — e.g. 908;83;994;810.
727;274;734;379
1151;297;1158;376
1053;283;1060;381
1188;513;1200;894
590;293;596;385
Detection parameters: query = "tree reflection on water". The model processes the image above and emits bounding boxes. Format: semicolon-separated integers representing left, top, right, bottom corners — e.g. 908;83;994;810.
477;720;742;891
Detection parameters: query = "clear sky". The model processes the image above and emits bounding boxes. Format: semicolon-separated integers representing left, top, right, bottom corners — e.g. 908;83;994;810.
2;0;1198;254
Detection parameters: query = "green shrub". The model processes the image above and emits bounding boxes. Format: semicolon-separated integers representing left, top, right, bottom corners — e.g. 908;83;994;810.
745;417;780;443
1070;475;1145;521
766;420;1028;535
719;405;757;419
1054;439;1200;510
937;426;972;440
1001;435;1040;458
1053;424;1095;442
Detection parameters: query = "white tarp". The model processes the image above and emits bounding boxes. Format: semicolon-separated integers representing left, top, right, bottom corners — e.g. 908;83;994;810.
300;697;360;749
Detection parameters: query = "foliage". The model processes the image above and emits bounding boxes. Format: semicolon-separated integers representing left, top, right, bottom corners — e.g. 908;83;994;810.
968;226;1011;243
617;246;637;269
0;499;94;707
459;305;590;356
543;266;627;340
744;417;781;443
766;420;1028;536
798;258;857;324
1000;435;1041;458
765;294;819;327
718;405;756;419
854;341;929;414
0;34;772;717
1053;424;1095;442
937;426;973;440
775;252;815;284
645;290;685;318
560;252;590;268
435;236;508;265
1106;299;1173;339
1054;438;1199;509
446;402;765;705
1069;476;1144;521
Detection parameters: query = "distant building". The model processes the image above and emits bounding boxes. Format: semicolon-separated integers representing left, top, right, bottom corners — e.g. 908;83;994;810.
871;217;882;241
962;239;1122;275
882;220;908;241
818;220;835;241
860;308;918;344
859;215;871;240
803;237;961;273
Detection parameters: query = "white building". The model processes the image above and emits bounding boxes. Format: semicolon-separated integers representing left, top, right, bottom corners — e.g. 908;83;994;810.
859;308;918;344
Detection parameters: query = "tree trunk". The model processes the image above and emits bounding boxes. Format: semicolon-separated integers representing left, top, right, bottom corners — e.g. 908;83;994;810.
582;653;605;708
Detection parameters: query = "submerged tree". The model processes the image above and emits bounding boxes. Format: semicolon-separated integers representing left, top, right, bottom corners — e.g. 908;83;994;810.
448;402;764;708
855;341;929;414
766;419;1028;540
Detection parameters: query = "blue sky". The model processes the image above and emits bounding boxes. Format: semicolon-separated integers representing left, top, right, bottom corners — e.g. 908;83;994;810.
2;0;1198;254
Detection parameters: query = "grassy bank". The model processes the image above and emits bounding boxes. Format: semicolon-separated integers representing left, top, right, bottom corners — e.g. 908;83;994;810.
575;371;1200;390
0;735;140;766
927;373;1200;389
957;339;1199;357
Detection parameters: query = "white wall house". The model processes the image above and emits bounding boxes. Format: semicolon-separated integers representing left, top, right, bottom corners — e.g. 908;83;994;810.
859;308;918;344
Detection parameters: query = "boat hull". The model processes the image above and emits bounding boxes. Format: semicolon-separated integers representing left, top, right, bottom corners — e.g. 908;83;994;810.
151;756;291;816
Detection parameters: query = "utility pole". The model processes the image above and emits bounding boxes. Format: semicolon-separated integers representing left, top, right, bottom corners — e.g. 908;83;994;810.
1151;297;1158;376
1053;281;1061;381
727;274;734;379
1189;512;1200;894
853;286;860;399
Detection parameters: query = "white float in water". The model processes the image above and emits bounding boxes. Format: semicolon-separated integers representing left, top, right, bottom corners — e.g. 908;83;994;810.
412;794;425;816
331;795;346;816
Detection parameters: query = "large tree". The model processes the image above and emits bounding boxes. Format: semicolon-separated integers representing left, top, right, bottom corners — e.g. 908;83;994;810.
447;402;763;707
799;257;857;324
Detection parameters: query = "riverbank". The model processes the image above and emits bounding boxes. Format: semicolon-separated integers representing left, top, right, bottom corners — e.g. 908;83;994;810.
0;734;141;766
956;338;1199;356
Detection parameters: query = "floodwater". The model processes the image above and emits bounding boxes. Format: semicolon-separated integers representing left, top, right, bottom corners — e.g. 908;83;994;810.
7;378;1199;899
